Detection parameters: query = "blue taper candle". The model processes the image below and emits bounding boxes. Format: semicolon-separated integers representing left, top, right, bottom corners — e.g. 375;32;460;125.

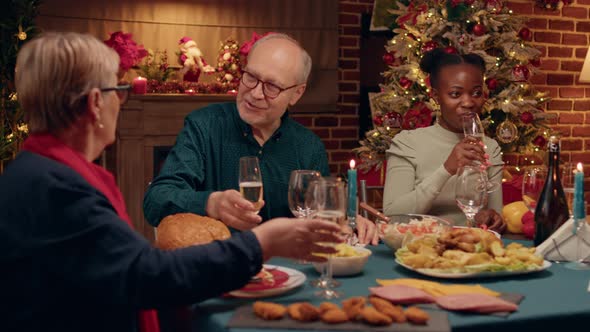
347;160;357;219
573;162;585;234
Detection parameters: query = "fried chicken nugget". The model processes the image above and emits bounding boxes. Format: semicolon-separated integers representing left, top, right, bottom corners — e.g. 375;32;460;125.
320;309;349;324
369;296;406;323
253;301;287;320
319;302;340;314
360;306;393;326
342;296;366;320
287;302;320;322
404;306;430;325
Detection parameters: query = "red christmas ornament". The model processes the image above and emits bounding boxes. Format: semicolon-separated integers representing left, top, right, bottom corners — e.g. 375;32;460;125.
373;115;384;126
421;41;439;53
520;111;534;124
529;58;541;67
518;27;532;41
382;52;395;66
533;135;547;147
399;76;413;89
443;46;458;54
472;24;487;37
384;112;403;128
486;78;498;91
512;65;530;81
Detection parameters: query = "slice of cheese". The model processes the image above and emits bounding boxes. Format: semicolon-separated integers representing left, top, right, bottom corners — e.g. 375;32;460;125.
376;278;500;297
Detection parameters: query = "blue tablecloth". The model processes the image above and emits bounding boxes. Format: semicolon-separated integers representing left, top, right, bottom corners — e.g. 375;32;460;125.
188;242;590;332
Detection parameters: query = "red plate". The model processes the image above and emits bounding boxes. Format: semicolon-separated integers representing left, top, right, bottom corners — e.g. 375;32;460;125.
238;268;290;292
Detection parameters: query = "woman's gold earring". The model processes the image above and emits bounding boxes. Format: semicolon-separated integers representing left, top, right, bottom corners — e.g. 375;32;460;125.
98;123;104;129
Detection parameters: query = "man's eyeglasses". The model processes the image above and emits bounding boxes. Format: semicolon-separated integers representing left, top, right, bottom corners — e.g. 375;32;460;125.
100;84;131;104
241;71;299;99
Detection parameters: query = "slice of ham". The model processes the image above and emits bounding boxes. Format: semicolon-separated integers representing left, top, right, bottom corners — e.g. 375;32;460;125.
435;293;518;313
369;285;436;304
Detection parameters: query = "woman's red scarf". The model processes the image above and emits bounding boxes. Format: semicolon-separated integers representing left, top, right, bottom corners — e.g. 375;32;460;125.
23;133;160;332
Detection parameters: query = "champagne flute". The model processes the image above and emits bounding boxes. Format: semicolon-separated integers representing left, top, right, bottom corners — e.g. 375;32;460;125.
561;162;575;217
305;177;347;299
288;170;321;218
522;165;547;213
461;112;500;193
455;165;487;227
238;156;263;213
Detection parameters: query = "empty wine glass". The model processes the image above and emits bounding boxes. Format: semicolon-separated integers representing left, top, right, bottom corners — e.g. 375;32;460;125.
522;165;547;213
305;177;347;299
461;112;500;193
238;156;263;214
455;165;487;227
288;170;321;218
561;162;575;217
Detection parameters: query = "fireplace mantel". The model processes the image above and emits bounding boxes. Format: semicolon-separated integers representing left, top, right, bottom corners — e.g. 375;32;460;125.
116;93;235;241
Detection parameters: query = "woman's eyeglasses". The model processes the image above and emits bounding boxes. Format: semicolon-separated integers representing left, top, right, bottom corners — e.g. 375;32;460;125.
240;70;299;99
100;84;131;104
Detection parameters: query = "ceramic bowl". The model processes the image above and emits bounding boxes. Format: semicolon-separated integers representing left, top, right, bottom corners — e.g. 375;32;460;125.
380;214;452;252
312;246;372;276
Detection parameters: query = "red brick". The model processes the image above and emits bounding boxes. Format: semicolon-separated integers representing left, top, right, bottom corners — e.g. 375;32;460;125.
341;48;360;58
339;13;360;25
533;6;560;16
577;21;590;33
530;73;547;85
339;59;358;70
527;18;548;29
547;74;574;85
553;125;572;137
548;99;573;110
340;117;359;126
341;26;362;35
338;104;358;113
562;7;588;19
585;138;590;150
315;117;339;127
587;88;590;97
561;60;584;72
539;86;559;98
331;151;355;162
578;0;590;5
575;47;589;59
572;126;590;137
506;1;533;14
560;87;586;98
548;47;573;58
562;33;588;46
341;71;360;81
561;138;584;151
339;82;358;92
535;45;547;57
549;20;575;31
339;3;371;14
340;94;360;103
559;112;585;124
534;32;561;44
339;36;358;47
323;140;339;150
291;116;312;127
540;59;559;71
570;152;590;163
332;128;358;138
544;112;559;125
341;139;360;149
339;107;357;115
329;164;338;174
574;100;590;111
312;128;330;139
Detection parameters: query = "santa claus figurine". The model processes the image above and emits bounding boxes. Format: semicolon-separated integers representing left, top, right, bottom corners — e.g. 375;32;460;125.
178;36;215;82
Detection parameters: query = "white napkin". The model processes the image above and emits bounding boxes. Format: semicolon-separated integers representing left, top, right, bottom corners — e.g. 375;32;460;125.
535;218;590;262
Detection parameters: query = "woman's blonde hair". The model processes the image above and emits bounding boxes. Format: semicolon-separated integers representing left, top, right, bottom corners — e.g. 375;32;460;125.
15;32;120;134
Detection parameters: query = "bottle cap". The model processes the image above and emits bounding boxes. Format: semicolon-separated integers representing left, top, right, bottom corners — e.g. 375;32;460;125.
548;135;560;152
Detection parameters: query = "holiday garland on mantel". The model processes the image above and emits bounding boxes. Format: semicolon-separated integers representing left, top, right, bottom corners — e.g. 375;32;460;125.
355;0;554;172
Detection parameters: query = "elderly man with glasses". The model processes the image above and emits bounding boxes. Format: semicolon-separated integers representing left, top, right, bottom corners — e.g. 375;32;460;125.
143;33;378;245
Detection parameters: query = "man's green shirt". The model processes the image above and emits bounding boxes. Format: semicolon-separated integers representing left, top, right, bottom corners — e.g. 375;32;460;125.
143;102;330;226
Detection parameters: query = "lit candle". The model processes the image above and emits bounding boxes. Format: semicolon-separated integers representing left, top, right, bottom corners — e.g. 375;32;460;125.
347;159;357;218
132;76;147;95
573;162;585;234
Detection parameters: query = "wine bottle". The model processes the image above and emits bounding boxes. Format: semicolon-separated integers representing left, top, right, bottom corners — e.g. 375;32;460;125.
533;136;570;246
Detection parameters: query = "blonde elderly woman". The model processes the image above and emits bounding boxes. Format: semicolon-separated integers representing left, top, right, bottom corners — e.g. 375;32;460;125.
0;32;341;332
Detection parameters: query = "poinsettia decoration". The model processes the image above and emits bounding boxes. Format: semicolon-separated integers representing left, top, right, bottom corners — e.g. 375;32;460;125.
104;31;148;73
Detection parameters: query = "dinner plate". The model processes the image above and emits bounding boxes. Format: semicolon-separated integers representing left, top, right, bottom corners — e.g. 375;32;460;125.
227;264;306;298
396;259;551;279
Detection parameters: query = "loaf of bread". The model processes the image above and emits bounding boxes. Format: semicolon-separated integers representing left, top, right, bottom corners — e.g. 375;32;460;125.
156;213;231;249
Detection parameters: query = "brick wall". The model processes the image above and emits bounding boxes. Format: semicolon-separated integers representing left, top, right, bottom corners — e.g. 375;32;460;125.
310;0;590;190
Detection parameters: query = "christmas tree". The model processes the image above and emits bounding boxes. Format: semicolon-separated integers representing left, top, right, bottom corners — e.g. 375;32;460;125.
215;38;242;92
356;0;552;172
1;0;40;171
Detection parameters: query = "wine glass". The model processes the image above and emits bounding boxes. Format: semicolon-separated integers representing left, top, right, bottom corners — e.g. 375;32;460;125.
522;165;547;213
238;156;263;213
461;112;500;193
561;162;575;217
305;177;347;299
455;165;487;227
288;170;321;218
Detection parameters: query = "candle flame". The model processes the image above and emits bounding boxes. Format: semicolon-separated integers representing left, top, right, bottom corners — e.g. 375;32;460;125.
577;162;583;172
350;159;356;169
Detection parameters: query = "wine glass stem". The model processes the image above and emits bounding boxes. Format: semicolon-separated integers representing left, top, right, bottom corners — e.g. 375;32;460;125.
466;215;475;227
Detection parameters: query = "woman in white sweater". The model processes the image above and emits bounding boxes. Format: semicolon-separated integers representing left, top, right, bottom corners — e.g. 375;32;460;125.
383;49;506;233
